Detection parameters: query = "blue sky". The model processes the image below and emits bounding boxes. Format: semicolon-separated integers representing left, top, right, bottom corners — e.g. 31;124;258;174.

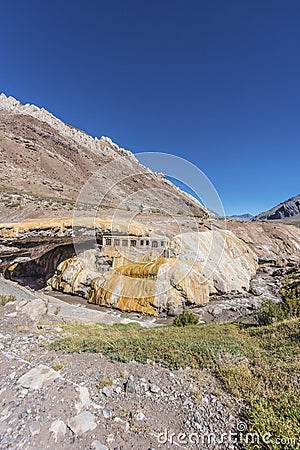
1;0;299;215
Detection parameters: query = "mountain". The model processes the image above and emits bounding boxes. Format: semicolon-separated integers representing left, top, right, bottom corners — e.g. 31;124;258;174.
254;193;300;221
0;93;207;222
228;213;253;221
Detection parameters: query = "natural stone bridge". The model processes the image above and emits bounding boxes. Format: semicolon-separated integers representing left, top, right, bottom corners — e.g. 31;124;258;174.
0;217;152;286
0;217;259;316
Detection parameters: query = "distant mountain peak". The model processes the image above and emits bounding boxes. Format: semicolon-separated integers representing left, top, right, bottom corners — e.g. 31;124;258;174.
254;193;300;221
228;213;253;221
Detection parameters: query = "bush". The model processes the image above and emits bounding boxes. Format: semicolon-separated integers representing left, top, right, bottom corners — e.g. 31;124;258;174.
173;311;199;327
254;299;286;326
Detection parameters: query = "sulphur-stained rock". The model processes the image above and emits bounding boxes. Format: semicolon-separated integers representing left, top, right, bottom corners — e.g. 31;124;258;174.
17;365;60;390
86;257;210;316
68;411;97;434
49;256;94;296
48;249;112;295
47;230;258;315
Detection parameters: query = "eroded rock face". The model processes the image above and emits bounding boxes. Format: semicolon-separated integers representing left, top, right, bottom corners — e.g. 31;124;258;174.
47;230;258;316
0;217;152;279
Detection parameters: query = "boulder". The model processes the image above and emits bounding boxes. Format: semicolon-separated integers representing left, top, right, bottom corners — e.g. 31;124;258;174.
17;298;48;322
49;419;67;442
17;365;59;390
67;411;97;434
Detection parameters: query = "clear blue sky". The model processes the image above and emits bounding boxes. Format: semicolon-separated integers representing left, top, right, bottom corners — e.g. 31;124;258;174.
1;0;299;215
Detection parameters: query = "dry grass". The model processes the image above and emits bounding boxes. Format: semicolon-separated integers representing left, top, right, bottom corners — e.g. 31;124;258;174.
0;294;16;306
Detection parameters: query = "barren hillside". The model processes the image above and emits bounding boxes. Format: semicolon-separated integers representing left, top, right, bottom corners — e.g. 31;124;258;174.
0;94;207;222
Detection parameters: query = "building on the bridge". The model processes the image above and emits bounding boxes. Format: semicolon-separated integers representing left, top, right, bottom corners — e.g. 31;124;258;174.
98;232;171;257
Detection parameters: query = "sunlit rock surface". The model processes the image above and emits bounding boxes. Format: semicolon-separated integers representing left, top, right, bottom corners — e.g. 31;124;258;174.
174;230;258;293
47;230;258;316
48;250;104;296
0;217;151;239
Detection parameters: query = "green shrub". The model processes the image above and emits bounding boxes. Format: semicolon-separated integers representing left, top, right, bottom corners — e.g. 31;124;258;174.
254;299;286;326
173;310;199;327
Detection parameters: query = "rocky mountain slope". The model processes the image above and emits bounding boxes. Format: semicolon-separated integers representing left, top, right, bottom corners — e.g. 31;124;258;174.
225;220;300;264
0;93;207;222
254;193;300;221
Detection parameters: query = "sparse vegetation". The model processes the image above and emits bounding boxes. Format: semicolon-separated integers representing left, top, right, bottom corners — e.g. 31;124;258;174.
254;299;286;325
96;376;113;390
281;268;300;317
0;294;16;306
54;306;61;316
254;269;300;326
51;358;64;371
173;310;199;327
49;318;300;449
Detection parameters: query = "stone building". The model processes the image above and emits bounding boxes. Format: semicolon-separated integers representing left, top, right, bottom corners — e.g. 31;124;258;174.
99;232;171;257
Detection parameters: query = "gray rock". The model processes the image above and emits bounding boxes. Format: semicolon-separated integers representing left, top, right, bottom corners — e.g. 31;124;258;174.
17;365;59;390
49;419;67;442
91;441;108;450
135;412;146;421
125;379;135;393
102;408;112;419
29;422;40;436
19;298;48;321
75;386;91;413
149;384;160;393
102;387;111;397
68;411;97;434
